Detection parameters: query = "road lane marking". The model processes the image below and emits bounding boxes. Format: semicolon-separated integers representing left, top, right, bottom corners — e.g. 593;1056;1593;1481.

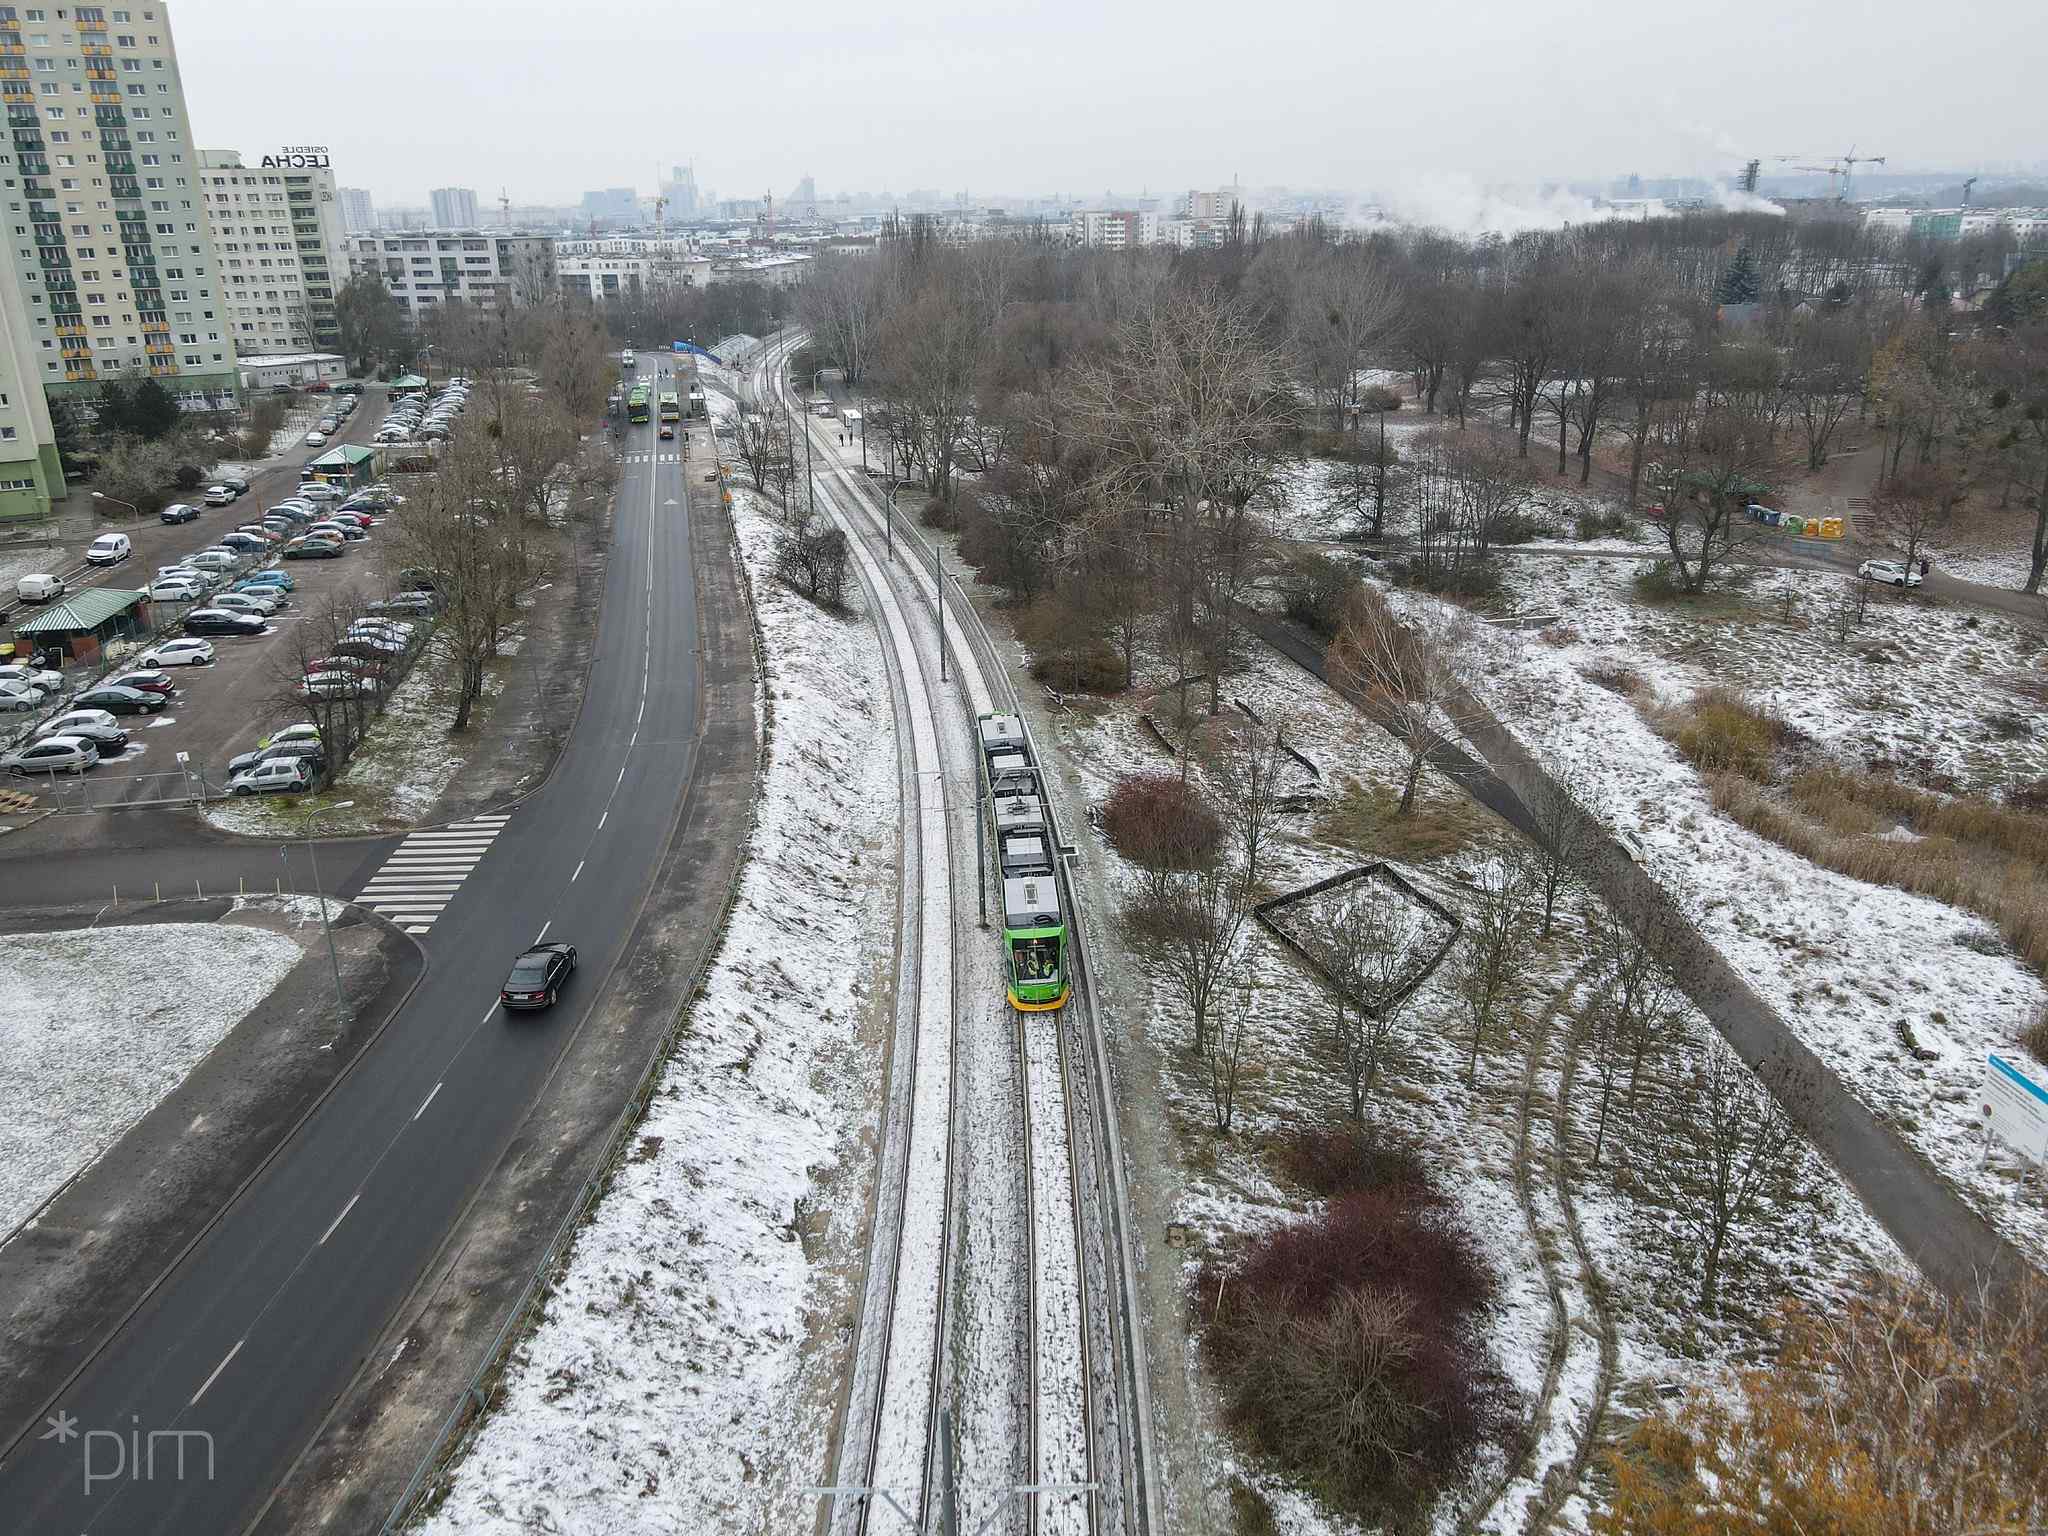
414;1082;443;1120
318;1191;361;1246
572;859;584;882
597;811;607;830
536;920;551;941
350;815;512;934
189;1339;244;1406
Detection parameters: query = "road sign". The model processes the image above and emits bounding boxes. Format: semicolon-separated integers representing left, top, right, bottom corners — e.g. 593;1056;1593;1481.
1984;1054;2048;1163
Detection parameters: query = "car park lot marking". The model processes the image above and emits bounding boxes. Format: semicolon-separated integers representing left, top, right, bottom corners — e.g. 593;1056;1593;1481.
351;815;510;934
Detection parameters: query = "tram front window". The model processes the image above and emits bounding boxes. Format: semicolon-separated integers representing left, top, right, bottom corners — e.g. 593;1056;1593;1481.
1013;938;1059;982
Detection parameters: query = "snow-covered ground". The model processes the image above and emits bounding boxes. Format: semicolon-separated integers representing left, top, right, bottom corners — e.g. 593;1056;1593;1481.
1497;555;2048;798
1438;589;2048;1260
0;920;302;1234
419;487;894;1534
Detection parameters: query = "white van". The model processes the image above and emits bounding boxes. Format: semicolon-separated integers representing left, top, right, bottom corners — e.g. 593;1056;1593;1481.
16;573;65;603
86;533;131;566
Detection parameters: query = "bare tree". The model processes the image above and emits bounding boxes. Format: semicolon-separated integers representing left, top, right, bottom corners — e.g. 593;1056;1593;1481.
1782;313;1870;471
1870;462;1959;580
1525;753;1600;939
772;508;851;609
1585;881;1687;1161
1130;855;1248;1057
1453;853;1536;1081
1207;974;1255;1134
1325;585;1479;815
733;410;790;492
1328;881;1422;1119
1645;401;1775;593
1213;729;1290;894
1654;1039;1804;1310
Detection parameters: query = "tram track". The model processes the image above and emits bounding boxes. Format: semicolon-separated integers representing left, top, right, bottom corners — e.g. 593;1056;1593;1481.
754;333;1159;1535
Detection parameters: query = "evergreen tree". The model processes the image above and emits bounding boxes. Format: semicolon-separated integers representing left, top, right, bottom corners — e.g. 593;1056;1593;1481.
47;396;88;475
94;377;181;441
1715;241;1760;306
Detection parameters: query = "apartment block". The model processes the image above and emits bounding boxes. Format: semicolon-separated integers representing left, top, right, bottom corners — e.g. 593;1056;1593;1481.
1068;208;1158;248
200;148;347;356
0;1;238;407
0;259;63;517
428;185;477;228
336;184;372;232
346;230;554;319
555;235;708;300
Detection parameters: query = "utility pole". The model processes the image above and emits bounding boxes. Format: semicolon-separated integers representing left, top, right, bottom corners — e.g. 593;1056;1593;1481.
304;800;356;1017
936;543;947;684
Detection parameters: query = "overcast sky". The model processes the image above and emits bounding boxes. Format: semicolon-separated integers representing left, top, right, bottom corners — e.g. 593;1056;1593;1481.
174;0;2040;211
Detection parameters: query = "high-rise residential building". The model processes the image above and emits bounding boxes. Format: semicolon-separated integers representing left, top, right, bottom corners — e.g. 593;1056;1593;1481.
0;1;239;408
429;186;479;228
1184;184;1246;222
346;231;555;320
667;162;697;218
0;268;65;519
337;185;373;232
200;149;348;356
579;187;637;224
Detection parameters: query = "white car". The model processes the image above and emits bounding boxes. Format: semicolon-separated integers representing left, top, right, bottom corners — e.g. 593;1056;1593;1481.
185;550;241;572
297;671;377;700
137;637;216;667
149;576;207;602
297;482;343;503
1858;558;1923;589
0;678;48;712
2;734;98;775
37;709;127;751
304;431;327;447
229;757;314;795
0;662;63;693
203;484;237;506
257;722;322;751
210;592;280;617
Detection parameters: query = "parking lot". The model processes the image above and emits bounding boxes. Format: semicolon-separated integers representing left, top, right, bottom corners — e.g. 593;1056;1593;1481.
0;381;459;808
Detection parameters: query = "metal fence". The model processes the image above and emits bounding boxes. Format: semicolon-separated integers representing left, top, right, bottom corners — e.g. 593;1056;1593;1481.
35;763;223;812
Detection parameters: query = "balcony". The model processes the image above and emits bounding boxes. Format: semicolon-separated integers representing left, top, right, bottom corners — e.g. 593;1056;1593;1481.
0;63;29;81
79;41;110;57
54;320;85;337
88;88;120;106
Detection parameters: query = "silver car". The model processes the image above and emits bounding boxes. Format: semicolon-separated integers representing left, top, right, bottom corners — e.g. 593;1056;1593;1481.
3;734;99;775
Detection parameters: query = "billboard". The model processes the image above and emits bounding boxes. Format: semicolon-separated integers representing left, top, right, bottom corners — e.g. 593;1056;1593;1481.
1984;1053;2048;1163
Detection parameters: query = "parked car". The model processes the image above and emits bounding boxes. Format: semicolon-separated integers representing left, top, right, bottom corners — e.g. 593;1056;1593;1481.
335;382;364;396
73;684;168;716
16;573;65;603
182;608;266;637
203;485;237;507
1858;558;1923;589
218;532;272;554
298;482;344;503
154;564;219;590
500;942;578;1010
2;735;99;776
229;757;315;796
282;538;344;559
309;521;367;543
35;710;127;753
106;669;175;698
304;431;326;447
226;737;325;776
370;592;441;617
334;635;403;663
185;550;241;573
0;662;64;692
305;654;388;679
256;722;322;751
316;417;339;434
0;679;48;712
218;472;252;494
136;637;216;668
349;619;414;642
158;502;202;525
297;671;378;701
86;533;131;566
209;592;281;617
237;570;294;592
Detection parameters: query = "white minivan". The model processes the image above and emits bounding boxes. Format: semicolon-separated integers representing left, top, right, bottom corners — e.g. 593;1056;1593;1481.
16;573;65;603
86;533;131;566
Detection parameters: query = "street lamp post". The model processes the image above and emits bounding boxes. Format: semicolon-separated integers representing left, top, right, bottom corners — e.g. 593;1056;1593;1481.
91;490;138;524
304;800;355;1017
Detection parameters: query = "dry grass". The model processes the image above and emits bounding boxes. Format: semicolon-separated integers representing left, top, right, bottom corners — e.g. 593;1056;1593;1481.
1648;686;1795;782
1316;773;1489;861
2023;1004;2048;1066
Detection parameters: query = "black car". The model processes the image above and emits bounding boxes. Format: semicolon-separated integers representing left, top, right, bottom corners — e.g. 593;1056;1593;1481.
158;502;201;524
183;608;266;636
74;684;167;716
225;738;327;779
500;942;577;1011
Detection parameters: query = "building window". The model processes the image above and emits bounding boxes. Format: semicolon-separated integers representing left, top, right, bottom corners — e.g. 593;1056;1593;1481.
1;427;15;441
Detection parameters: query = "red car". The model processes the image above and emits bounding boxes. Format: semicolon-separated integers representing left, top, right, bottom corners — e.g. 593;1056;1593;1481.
106;669;176;697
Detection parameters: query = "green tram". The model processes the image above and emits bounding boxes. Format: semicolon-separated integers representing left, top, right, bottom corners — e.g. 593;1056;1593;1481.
977;712;1070;1011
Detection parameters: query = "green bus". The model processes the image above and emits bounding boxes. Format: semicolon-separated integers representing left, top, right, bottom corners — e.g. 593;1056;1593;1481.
627;383;651;424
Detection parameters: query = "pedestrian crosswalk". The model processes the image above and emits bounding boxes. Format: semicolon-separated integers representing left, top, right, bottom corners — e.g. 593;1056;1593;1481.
351;814;511;934
623;451;684;464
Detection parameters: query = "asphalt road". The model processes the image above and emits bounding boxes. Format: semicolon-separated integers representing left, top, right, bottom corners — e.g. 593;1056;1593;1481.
0;370;705;1533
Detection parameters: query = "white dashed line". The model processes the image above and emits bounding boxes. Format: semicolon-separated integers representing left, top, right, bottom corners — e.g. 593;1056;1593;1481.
190;1339;244;1407
318;1191;361;1246
413;1082;442;1120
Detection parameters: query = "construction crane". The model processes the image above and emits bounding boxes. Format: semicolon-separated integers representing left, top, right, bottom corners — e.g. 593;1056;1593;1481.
1837;147;1886;201
1962;176;1979;208
1775;148;1887;202
498;186;510;228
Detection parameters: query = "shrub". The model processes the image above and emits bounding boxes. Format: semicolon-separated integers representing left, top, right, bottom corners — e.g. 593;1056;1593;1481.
1194;1180;1505;1522
173;463;205;491
1484;509;1547;546
1101;772;1221;868
1280;549;1360;639
1276;1125;1434;1199
920;495;956;531
1014;598;1127;693
1658;686;1789;782
1633;560;1680;600
1575;503;1637;541
2024;1005;2048;1067
1359;384;1404;413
